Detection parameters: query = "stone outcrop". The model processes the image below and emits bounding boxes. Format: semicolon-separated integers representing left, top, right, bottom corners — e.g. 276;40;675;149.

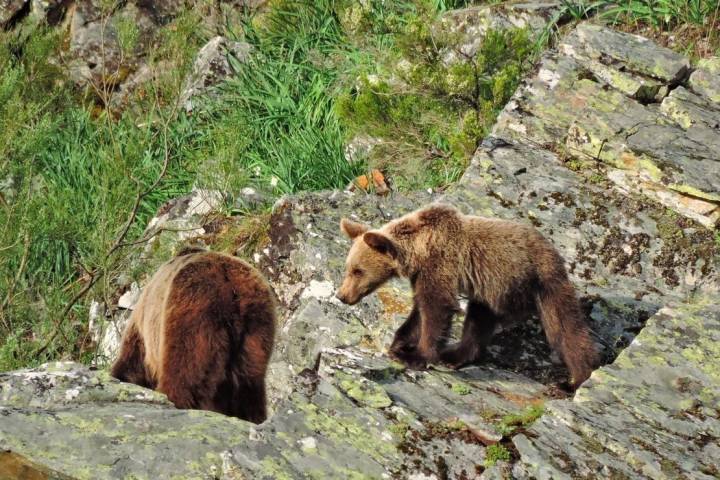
494;23;720;228
1;15;720;480
0;0;27;28
178;35;252;112
2;0;261;110
514;301;720;479
439;1;561;63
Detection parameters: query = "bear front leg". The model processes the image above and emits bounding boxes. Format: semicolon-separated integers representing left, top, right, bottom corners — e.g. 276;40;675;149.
412;280;459;368
389;304;420;358
440;301;499;369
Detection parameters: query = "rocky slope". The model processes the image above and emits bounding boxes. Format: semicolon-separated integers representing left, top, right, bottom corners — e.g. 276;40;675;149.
1;4;719;479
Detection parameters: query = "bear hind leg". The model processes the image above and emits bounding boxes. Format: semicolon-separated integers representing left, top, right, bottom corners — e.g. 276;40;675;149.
111;322;155;389
157;307;229;412
227;310;275;423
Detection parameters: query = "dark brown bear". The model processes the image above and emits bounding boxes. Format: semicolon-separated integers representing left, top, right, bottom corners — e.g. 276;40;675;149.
336;203;598;388
111;250;276;423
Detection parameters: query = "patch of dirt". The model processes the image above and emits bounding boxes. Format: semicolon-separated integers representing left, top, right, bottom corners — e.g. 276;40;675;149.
611;20;720;60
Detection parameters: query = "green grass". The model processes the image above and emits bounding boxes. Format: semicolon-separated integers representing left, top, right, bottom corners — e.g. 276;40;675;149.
0;13;208;369
195;0;366;194
0;0;366;370
0;0;542;370
451;383;473;395
9;0;713;372
497;405;545;436
602;0;719;29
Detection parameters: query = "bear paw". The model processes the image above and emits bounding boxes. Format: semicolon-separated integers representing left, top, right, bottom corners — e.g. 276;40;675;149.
388;347;428;370
439;345;480;370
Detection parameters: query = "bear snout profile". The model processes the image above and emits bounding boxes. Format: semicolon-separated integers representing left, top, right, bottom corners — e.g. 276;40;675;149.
111;250;276;423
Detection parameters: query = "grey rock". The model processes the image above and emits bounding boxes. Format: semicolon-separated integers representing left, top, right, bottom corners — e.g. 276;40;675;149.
689;56;720;103
179;36;252;113
0;0;26;28
560;23;690;83
513;301;720;479
494;22;720;228
660;85;720;129
344;134;382;164
440;2;560;63
0;362;252;479
4;1;248;110
116;282;141;310
2;17;720;480
66;2;156;88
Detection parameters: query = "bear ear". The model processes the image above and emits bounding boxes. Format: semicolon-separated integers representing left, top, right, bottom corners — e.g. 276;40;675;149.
363;232;398;258
340;218;370;239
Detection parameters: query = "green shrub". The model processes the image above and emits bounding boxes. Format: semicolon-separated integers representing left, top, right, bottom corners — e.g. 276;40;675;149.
484;444;512;467
336;22;533;189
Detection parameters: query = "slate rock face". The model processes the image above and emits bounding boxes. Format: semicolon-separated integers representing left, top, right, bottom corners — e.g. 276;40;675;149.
494;23;720;228
0;362;252;479
1;1;261;110
178;35;252;112
513;301;720;479
0;0;27;28
439;1;560;63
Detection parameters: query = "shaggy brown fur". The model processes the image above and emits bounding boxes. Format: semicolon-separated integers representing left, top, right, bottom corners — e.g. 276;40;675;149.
111;251;276;423
336;203;598;387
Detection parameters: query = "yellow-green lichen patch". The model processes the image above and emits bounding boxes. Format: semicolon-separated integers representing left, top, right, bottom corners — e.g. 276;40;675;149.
451;382;472;396
297;402;396;463
259;456;294;480
668;184;720;203
333;371;393;409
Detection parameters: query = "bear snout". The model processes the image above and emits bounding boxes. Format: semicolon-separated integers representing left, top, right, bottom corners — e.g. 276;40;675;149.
335;290;359;305
335;291;349;304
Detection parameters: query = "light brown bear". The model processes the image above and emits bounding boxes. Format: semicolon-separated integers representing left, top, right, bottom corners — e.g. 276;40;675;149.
111;249;276;423
336;203;598;387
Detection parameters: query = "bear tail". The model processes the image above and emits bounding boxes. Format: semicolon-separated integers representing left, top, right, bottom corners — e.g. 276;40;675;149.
535;276;598;388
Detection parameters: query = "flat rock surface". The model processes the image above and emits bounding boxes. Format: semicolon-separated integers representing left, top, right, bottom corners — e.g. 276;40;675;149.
0;362;252;479
2;18;720;480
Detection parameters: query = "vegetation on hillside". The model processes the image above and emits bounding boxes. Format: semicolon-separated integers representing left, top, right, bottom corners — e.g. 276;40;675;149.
550;0;720;58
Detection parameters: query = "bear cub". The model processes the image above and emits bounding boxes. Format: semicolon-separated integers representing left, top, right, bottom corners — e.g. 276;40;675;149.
336;203;598;387
111;250;276;423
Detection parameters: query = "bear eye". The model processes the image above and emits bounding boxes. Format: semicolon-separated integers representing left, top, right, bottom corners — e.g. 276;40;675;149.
352;268;363;277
